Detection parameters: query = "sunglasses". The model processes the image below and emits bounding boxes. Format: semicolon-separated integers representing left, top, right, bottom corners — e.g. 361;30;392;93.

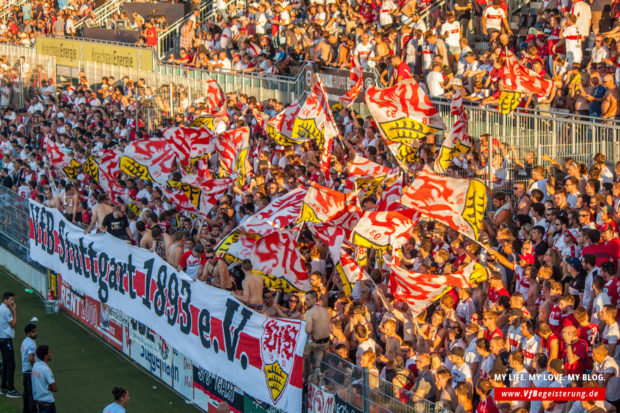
206;255;214;259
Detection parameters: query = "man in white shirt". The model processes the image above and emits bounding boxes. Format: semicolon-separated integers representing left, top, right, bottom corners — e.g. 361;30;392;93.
354;33;376;70
556;15;583;66
571;0;591;39
32;345;57;412
426;62;448;98
508;351;531;410
441;12;462;62
593;344;620;410
0;291;19;398
482;0;512;36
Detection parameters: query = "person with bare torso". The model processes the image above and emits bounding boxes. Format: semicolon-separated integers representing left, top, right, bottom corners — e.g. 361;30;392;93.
84;194;114;233
232;259;264;311
136;221;153;250
602;74;620;120
200;249;233;290
166;231;185;268
304;290;332;346
61;183;80;223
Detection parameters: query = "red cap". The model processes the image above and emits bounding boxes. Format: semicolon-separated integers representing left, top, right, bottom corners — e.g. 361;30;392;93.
519;253;535;265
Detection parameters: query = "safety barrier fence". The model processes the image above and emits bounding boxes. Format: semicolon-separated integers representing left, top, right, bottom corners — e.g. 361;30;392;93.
2;38;620;168
75;0;123;31
0;184;449;413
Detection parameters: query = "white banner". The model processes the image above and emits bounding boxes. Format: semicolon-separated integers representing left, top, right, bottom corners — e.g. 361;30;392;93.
307;383;335;413
28;201;306;411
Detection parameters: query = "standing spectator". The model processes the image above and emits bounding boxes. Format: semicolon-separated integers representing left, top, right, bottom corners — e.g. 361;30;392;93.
482;0;512;37
0;291;19;398
32;345;56;413
101;206;133;242
20;323;37;413
103;387;130;413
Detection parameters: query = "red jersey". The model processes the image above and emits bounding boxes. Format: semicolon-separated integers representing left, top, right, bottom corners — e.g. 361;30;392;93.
605;278;620;308
564;339;592;374
477;397;499;413
542;333;565;359
578;323;599;356
484;327;505;341
549;304;562;335
488;287;510;304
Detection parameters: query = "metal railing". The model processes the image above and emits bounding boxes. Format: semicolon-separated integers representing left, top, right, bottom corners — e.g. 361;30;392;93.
433;99;620;165
305;346;452;413
156;1;213;60
0;0;26;22
75;0;123;31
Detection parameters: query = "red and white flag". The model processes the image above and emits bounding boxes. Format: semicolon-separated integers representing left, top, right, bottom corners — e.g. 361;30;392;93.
320;119;338;187
214;127;250;177
350;209;421;250
345;154;393;197
298;181;360;235
169;178;233;217
241;188;308;236
335;249;368;296
500;52;553;97
44;137;72;167
164;127;216;169
376;174;403;211
120;138;176;184
266;102;301;146
204;73;228;117
339;56;364;108
434;91;470;174
388;259;478;316
365;79;445;167
216;229;311;292
291;74;332;144
401;169;487;241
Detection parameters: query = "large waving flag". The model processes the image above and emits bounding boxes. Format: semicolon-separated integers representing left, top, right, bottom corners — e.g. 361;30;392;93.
499;52;553;114
44;137;72;167
189;115;227;133
350;209;421;250
216;228;311;292
167;178;233;217
339;56;364;108
214;127;250;178
345;154;393;198
203;73;228;117
389;260;488;315
291;74;331;144
297;181;360;234
266;102;301;146
234;126;251;187
82;150;123;200
434;91;471;173
120;138;176;184
241;188;308;236
401;169;487;241
365;79;445;168
376;174;403;211
164;127;216;169
336;249;368;296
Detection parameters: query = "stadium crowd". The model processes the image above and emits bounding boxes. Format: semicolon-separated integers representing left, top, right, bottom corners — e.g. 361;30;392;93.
0;49;619;412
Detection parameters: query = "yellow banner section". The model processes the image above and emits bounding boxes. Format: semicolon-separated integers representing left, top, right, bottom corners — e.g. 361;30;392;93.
36;37;153;72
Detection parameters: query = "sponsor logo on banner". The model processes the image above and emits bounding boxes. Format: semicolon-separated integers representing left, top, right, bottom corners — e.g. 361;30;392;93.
307;383;335;413
28;201;307;410
193;366;245;413
57;274;124;351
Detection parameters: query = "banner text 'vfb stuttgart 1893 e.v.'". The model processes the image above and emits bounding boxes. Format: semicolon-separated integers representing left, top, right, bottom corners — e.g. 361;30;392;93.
28;200;306;411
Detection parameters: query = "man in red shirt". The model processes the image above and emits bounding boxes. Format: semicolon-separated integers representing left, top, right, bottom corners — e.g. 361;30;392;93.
602;223;620;270
177;244;207;281
602;261;620;307
487;272;510;307
390;54;413;85
562;325;592;374
582;229;612;267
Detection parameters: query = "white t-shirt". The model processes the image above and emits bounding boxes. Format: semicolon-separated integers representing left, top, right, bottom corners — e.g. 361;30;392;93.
571;0;591;39
521;334;541;369
440;21;461;48
483;6;505;32
379;0;396;26
603;322;620;360
563;24;583;64
594;356;620;401
426;70;445;97
354;42;376;69
510;368;532;409
592;292;611;326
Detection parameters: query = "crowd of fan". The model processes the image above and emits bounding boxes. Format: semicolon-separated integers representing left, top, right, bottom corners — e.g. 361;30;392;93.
3;57;620;412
